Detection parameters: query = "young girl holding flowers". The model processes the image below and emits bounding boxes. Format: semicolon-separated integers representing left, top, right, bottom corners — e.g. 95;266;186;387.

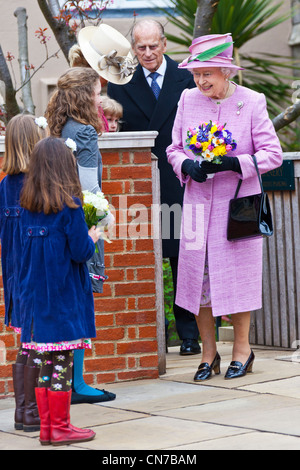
19;136;100;446
0;114;48;432
45;67;115;404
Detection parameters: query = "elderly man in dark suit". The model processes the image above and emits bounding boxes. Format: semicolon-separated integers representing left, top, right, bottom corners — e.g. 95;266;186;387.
107;19;200;355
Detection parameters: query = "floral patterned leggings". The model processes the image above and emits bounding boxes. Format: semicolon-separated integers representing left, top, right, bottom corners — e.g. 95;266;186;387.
16;346;43;367
37;350;74;392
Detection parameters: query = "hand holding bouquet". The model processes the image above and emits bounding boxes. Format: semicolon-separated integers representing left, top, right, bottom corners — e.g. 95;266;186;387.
185;121;237;178
82;190;114;245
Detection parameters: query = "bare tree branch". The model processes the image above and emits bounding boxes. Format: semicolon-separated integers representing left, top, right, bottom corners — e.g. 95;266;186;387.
0;45;20;120
272;100;300;130
193;0;220;39
14;7;35;114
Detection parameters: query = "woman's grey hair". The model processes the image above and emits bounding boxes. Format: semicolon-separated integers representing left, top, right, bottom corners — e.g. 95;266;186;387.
220;67;237;79
130;19;165;46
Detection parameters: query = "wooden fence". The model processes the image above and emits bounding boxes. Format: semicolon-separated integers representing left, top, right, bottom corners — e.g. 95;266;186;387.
250;153;300;348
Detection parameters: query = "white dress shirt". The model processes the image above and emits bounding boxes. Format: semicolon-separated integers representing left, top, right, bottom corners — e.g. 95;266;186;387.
142;56;167;90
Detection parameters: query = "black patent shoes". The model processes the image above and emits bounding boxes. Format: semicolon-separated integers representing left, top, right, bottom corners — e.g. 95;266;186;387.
225;350;255;380
194;352;221;381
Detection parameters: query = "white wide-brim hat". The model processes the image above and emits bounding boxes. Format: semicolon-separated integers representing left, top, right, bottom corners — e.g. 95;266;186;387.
78;24;137;85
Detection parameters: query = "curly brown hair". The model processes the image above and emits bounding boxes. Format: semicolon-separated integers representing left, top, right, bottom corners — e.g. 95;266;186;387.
20;137;83;214
45;67;103;136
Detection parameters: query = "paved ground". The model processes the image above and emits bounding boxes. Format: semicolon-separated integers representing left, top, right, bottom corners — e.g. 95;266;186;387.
1;342;300;451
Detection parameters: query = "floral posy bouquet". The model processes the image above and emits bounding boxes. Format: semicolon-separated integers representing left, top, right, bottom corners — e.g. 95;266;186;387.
185;121;237;166
82;190;114;244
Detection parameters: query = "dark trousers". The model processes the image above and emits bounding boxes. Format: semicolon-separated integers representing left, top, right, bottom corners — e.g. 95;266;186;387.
169;257;199;341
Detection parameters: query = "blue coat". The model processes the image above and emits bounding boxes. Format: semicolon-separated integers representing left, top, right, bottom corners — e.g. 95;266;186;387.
0;173;25;328
19;200;96;344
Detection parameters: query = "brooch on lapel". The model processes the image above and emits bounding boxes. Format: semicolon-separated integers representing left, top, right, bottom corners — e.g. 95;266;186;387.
236;101;244;115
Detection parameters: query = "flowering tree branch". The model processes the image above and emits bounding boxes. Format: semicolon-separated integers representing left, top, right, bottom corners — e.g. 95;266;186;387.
37;0;76;60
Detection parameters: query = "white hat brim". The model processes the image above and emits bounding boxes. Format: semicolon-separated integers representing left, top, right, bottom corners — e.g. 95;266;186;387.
78;26;134;85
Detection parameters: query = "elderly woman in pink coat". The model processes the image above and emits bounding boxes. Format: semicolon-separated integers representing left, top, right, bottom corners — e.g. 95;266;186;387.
166;33;282;381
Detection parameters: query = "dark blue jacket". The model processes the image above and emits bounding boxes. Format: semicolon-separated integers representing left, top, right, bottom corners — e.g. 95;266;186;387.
107;55;196;257
19;200;96;344
0;173;25;328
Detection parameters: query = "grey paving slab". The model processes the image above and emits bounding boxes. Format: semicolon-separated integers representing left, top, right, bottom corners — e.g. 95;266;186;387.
72;416;249;450
156;394;300;436
99;379;254;413
167;431;300;450
239;376;300;400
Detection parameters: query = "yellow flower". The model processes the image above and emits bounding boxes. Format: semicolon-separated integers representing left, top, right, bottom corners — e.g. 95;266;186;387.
201;140;210;151
190;134;197;145
213;144;227;156
210;125;218;134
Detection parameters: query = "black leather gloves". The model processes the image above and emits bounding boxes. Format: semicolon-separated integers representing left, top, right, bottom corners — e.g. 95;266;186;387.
201;156;241;174
181;159;207;183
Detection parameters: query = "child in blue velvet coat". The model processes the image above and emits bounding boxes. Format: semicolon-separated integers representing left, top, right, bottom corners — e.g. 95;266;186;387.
0;114;47;432
19;136;100;446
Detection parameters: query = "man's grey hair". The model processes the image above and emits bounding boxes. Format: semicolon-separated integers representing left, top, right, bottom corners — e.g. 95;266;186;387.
130;19;166;46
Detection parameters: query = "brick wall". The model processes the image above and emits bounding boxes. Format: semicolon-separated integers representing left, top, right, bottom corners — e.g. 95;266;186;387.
0;131;164;397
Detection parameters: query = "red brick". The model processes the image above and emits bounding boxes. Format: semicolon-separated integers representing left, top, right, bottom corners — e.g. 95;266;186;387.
113;253;155;267
121;151;131;164
94;343;114;356
133;180;152;193
102;151;120;165
140;355;159;368
128;357;136;368
116;310;156;326
96;372;116;384
102;181;124;195
117;340;157;355
94;313;115;327
133;151;151;164
94;298;125;313
135;239;154;251
86;357;126;371
136;268;155;281
117;370;159;381
137;296;156;309
110;166;151;180
115;281;156;296
97;328;125;341
138;326;157;338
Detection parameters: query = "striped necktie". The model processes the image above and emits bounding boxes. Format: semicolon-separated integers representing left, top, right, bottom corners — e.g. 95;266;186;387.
149;72;161;99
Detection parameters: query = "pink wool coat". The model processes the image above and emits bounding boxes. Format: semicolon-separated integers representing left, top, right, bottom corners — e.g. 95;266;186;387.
166;84;283;317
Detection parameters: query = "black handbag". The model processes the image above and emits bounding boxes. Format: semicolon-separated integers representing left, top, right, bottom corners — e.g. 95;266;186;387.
227;155;273;241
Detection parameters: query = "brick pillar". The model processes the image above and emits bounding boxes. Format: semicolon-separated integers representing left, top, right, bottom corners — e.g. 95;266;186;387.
0;131;165;397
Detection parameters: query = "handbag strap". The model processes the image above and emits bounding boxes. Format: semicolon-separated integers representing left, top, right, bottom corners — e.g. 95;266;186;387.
234;155;264;198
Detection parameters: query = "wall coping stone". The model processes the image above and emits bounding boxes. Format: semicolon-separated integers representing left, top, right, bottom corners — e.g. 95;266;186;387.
0;131;159;153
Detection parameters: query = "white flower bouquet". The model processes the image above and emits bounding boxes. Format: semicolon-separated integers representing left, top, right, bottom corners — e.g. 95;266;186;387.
82;190;114;243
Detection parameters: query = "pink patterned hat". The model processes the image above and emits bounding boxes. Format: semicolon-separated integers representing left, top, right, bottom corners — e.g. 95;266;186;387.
178;33;243;70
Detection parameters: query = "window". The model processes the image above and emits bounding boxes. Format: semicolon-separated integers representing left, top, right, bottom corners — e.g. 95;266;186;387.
103;0;172;17
60;0;172;17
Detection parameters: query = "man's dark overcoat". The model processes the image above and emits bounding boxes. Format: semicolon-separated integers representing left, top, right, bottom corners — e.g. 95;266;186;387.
108;55;196;258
